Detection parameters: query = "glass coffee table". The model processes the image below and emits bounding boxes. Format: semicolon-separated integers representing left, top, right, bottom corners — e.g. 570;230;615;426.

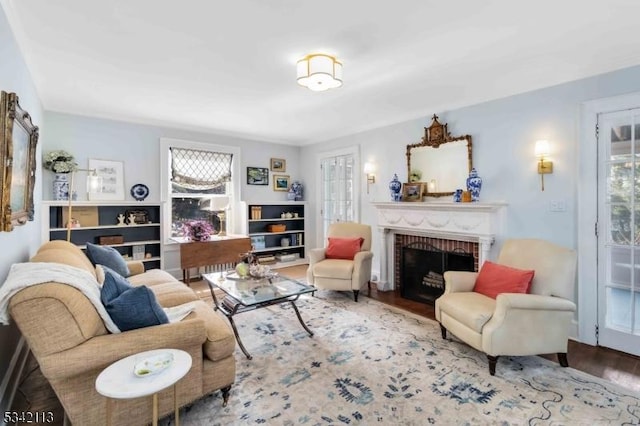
202;271;315;359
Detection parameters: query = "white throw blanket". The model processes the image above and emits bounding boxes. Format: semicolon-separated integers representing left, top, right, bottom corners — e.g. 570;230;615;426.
0;262;121;333
0;262;196;334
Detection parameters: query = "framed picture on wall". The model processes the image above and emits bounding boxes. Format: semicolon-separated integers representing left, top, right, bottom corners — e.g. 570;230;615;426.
89;159;125;200
0;91;39;232
270;158;286;172
247;167;269;185
273;174;290;191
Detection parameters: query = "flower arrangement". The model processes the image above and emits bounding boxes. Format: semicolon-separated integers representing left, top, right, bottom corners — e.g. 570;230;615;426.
43;150;77;173
182;219;213;241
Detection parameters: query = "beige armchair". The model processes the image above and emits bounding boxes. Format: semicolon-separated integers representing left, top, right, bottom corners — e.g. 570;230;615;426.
306;222;373;302
435;239;577;375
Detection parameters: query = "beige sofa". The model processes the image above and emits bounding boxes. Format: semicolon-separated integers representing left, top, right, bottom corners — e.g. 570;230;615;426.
8;240;236;425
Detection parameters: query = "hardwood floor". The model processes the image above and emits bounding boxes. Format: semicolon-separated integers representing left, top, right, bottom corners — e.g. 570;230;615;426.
11;265;640;425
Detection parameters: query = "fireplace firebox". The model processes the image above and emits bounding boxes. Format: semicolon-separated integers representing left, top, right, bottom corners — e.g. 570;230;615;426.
400;242;475;304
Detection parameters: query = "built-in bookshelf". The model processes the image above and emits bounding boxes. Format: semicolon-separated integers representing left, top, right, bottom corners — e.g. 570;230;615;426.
42;201;163;270
247;202;307;268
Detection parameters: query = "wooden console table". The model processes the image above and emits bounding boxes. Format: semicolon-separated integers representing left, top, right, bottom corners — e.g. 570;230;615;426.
175;235;251;284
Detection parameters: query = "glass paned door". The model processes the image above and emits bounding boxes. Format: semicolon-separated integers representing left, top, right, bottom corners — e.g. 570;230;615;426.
597;108;640;355
320;153;356;240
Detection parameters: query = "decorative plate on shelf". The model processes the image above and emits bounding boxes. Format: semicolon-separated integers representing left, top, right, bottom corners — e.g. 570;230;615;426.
130;183;149;201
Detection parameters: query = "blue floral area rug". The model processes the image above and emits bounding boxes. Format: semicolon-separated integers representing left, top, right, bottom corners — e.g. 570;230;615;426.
169;292;640;425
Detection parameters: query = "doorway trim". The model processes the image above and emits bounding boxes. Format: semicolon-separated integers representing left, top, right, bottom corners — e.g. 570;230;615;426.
578;90;640;346
314;145;361;247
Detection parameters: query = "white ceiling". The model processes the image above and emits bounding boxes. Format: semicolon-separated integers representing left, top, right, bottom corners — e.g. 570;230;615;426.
3;0;640;145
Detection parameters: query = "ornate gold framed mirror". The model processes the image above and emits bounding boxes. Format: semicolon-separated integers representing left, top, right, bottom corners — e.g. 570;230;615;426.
1;91;39;231
406;114;472;197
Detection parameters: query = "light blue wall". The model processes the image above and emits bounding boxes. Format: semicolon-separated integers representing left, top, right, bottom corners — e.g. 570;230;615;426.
43;112;303;204
300;65;640;279
0;3;44;411
42;112;304;275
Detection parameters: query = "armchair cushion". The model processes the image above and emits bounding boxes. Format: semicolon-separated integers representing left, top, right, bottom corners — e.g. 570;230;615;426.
326;237;364;260
101;268;168;331
438;292;496;333
312;259;355;279
86;243;130;277
473;261;534;299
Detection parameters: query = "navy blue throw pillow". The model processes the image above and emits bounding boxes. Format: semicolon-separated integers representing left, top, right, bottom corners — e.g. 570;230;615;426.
86;242;130;277
101;268;168;331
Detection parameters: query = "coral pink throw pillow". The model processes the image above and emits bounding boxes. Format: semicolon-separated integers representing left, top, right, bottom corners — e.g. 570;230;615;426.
473;261;535;299
326;237;364;260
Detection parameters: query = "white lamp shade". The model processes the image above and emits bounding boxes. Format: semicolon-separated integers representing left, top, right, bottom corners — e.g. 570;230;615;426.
86;174;102;193
200;196;230;211
535;140;550;158
297;54;342;92
363;162;375;174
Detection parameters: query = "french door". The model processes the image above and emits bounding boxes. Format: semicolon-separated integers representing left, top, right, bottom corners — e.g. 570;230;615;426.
318;148;359;242
597;108;640;355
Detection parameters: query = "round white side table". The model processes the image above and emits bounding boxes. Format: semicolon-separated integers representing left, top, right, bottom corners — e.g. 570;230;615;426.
95;349;192;426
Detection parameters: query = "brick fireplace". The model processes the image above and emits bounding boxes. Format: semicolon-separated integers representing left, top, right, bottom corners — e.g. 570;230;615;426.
395;235;478;302
371;201;506;291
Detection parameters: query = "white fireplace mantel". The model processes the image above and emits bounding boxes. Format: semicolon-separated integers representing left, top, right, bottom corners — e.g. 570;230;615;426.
371;201;507;291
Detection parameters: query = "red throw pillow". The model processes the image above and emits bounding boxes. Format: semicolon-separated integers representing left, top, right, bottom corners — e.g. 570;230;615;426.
473;261;535;299
326;237;364;260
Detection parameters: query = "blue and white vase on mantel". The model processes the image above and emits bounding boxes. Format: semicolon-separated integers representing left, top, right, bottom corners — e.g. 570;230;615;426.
389;174;402;202
53;173;70;200
466;168;483;202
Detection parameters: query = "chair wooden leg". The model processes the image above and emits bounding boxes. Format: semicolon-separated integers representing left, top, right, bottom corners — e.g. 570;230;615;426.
353;290;359;302
487;355;498;376
439;324;447;339
221;386;231;407
558;352;569;367
367;281;371;297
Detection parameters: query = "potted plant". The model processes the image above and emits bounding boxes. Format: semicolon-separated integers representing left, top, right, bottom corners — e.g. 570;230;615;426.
43;150;78;200
182;219;213;241
43;150;77;173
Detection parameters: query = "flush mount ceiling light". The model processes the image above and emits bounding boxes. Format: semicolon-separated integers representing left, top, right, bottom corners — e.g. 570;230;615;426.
296;53;343;92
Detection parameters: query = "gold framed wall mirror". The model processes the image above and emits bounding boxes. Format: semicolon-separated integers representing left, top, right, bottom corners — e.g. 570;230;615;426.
0;91;39;231
406;114;472;198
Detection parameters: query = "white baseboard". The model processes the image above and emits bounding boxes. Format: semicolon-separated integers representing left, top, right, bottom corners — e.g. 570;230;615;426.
0;337;30;426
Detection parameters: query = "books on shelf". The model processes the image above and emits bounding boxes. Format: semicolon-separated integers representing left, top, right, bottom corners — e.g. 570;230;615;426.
286;233;304;246
275;252;299;262
257;254;276;264
250;206;262;220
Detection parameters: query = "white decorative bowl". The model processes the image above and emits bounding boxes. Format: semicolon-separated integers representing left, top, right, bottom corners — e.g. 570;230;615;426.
249;264;272;278
133;352;174;377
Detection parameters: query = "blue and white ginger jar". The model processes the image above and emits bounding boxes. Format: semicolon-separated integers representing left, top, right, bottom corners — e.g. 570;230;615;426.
389;174;402;201
53;173;70;200
291;181;303;201
466;168;482;202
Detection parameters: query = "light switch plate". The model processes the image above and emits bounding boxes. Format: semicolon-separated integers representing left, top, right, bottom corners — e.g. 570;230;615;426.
549;200;567;212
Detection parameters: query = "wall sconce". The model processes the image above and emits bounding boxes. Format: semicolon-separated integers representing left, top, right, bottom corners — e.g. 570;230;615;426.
535;140;553;191
364;162;376;194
